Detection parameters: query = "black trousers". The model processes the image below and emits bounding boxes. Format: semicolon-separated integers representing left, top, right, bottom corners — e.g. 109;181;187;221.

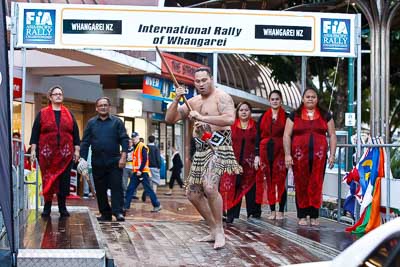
169;173;183;189
270;190;287;213
59;161;73;197
92;164;123;216
227;183;261;219
295;198;319;219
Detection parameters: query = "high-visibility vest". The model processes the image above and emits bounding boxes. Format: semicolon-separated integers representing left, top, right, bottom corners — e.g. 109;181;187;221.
132;142;150;174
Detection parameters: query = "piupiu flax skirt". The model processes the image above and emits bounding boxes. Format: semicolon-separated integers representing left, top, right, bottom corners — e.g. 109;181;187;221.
186;130;242;188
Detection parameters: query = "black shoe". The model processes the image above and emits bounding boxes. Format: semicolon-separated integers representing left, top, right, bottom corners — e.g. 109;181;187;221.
114;213;125;222
57;195;70;218
41;201;52;218
132;196;139;200
122;209;127;217
60;210;70;218
97;215;112;222
252;213;261;219
226;216;234;224
141;194;146;202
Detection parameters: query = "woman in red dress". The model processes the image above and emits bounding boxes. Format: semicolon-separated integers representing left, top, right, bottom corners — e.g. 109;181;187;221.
220;101;260;223
30;86;80;218
283;88;337;226
254;90;287;220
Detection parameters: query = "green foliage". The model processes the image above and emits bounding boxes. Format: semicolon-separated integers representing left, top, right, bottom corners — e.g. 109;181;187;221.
254;55;298;84
253;29;400;138
391;148;400;179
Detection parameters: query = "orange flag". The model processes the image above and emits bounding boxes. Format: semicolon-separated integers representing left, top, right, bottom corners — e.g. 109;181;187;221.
365;177;382;233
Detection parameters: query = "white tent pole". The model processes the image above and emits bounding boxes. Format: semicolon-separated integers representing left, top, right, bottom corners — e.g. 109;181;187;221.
213;52;218;84
356;14;362;159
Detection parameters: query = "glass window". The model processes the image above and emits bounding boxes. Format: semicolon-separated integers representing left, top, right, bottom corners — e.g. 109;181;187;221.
175;123;183;158
125;120;133;137
12;101;34;145
150;121;160;145
134;118;146;140
361;234;400;267
160;122;166;157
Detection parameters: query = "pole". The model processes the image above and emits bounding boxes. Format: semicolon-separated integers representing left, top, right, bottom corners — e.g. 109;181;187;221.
355;14;362;221
337;147;342;222
347;58;354;170
213;52;218;84
356;14;362;160
385;147;391;221
301;56;307;94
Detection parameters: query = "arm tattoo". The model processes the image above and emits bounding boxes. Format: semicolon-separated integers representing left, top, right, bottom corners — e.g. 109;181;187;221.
217;93;234;114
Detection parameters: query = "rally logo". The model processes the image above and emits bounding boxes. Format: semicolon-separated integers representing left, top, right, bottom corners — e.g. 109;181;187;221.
23;9;56;44
320;18;350;53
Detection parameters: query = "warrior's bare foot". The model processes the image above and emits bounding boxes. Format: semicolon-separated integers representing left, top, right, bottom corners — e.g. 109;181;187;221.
276;212;284;220
267;211;276;220
194;234;215;242
213;232;225;250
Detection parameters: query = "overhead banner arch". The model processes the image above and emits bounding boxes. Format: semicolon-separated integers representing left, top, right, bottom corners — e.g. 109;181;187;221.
14;3;357;58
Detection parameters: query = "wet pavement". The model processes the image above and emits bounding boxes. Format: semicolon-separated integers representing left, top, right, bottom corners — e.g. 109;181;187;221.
21;186;357;266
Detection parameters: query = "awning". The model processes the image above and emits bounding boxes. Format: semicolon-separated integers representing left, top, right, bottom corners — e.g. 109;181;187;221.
217;54;301;109
12;49;160;76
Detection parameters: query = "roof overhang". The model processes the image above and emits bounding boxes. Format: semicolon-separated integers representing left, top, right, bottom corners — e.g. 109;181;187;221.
216;83;268;109
12;49;161;76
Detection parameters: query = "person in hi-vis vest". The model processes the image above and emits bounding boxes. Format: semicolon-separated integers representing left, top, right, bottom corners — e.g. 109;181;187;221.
124;132;162;212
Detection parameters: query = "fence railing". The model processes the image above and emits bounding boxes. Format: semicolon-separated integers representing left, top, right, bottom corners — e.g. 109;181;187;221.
332;143;400;223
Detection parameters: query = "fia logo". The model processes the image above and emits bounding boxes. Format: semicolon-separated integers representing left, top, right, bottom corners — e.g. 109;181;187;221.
23;9;56;45
25;11;53;26
322;20;348;35
320;18;350;53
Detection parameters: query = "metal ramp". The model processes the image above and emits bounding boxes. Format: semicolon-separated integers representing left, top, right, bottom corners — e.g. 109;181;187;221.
18;249;105;267
17;206;111;267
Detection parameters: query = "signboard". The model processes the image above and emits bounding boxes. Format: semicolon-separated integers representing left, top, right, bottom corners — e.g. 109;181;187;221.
123;99;142;117
14;3;358;57
142;75;195;102
13;66;22;99
13;77;22;98
68;169;79;198
345;112;356;127
161;52;205;84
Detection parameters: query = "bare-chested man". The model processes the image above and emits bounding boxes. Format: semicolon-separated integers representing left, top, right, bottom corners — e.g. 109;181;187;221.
166;67;242;249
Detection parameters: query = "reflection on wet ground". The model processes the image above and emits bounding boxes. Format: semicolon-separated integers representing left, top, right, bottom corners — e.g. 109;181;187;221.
21;187;357;266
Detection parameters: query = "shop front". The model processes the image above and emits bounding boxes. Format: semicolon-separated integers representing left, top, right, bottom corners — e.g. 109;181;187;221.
102;52;206;178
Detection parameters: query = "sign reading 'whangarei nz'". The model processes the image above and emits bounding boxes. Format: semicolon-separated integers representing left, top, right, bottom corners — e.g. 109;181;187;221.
14;3;358;57
63;20;122;34
255;25;311;40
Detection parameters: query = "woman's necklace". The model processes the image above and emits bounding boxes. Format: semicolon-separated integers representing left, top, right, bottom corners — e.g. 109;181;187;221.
307;110;315;119
240;120;248;129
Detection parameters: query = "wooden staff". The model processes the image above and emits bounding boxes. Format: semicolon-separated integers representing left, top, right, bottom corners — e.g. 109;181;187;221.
155;46;192;111
156;46;217;154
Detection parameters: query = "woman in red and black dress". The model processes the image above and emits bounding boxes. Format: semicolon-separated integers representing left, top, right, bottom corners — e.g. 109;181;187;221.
220;102;260;223
30;86;80;218
283;88;337;226
254;90;287;220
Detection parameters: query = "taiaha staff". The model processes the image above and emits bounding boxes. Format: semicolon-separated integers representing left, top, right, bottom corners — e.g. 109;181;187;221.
155;46;215;153
155;46;192;111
